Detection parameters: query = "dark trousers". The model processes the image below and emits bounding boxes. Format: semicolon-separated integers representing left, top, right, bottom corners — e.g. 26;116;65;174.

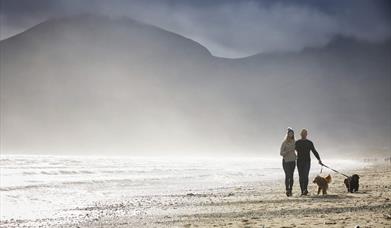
282;160;296;191
297;159;311;193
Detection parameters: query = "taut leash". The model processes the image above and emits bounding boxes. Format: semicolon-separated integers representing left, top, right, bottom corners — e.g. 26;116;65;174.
321;163;350;178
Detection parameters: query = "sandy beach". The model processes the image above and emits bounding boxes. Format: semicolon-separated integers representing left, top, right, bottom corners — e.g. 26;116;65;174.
2;161;390;228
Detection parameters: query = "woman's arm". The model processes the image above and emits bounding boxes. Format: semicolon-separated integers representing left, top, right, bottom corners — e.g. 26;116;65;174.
280;141;286;156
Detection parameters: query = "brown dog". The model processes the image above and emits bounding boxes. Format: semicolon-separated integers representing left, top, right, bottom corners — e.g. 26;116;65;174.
313;174;332;195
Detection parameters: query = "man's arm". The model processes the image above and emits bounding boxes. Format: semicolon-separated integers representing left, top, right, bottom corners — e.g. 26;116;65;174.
310;141;322;163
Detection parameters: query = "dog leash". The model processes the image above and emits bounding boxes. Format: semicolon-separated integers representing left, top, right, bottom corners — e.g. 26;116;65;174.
321;163;350;178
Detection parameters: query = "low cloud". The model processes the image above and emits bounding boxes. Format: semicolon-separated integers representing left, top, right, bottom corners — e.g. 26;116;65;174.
1;0;390;57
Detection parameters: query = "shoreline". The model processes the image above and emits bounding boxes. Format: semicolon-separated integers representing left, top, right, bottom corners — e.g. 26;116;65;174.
1;162;391;227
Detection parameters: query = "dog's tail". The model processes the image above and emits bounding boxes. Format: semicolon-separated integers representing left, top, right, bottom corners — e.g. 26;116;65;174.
325;174;332;183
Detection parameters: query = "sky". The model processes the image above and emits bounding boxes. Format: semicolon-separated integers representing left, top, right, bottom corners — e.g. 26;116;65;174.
1;0;390;58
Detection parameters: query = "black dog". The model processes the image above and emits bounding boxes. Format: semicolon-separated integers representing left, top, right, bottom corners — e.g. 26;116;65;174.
344;174;360;193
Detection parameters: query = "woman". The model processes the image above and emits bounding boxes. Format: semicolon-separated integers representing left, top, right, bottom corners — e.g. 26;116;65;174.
280;127;297;197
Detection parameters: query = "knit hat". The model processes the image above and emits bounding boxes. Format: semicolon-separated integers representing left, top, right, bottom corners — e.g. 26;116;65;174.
287;127;294;133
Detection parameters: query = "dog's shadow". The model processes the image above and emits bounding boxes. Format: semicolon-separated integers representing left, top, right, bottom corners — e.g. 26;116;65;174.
307;194;355;200
347;191;368;194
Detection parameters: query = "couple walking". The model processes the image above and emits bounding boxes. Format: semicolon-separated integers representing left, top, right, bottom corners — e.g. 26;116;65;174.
280;128;323;197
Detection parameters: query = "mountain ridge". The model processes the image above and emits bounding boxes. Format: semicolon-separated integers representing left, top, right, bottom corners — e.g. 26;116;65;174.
0;15;390;156
2;14;390;60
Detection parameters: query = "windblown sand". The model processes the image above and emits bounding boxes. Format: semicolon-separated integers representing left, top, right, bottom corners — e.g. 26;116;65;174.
2;163;390;227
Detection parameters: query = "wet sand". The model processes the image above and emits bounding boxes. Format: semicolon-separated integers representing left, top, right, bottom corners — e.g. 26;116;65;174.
1;163;391;227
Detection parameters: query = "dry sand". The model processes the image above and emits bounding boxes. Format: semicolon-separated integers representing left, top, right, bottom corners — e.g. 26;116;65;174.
2;162;391;227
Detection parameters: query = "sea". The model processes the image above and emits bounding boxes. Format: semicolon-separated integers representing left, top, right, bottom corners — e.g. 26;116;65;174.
0;154;364;221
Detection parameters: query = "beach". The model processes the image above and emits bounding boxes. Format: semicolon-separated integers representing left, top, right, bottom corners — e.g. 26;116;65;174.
1;157;390;227
163;164;391;228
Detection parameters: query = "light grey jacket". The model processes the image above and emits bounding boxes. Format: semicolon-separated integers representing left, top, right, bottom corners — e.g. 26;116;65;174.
280;140;297;162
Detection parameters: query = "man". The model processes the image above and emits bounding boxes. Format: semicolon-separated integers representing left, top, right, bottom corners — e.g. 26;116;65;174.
295;129;322;196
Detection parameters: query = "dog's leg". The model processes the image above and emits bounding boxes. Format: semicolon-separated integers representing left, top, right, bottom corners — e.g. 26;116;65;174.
317;187;321;195
323;188;327;195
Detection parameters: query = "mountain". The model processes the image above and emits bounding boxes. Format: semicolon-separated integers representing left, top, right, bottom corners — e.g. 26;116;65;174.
1;15;390;157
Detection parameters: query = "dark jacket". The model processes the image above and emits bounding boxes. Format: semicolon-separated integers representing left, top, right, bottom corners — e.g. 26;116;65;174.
295;139;320;162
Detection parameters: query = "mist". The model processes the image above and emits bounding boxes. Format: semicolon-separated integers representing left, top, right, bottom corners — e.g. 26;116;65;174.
0;14;390;158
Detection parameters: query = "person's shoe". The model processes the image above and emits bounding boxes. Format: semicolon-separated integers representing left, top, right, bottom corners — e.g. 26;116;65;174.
286;191;290;197
301;190;309;196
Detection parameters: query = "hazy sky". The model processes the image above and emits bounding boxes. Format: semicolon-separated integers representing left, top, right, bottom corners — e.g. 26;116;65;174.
1;0;390;57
